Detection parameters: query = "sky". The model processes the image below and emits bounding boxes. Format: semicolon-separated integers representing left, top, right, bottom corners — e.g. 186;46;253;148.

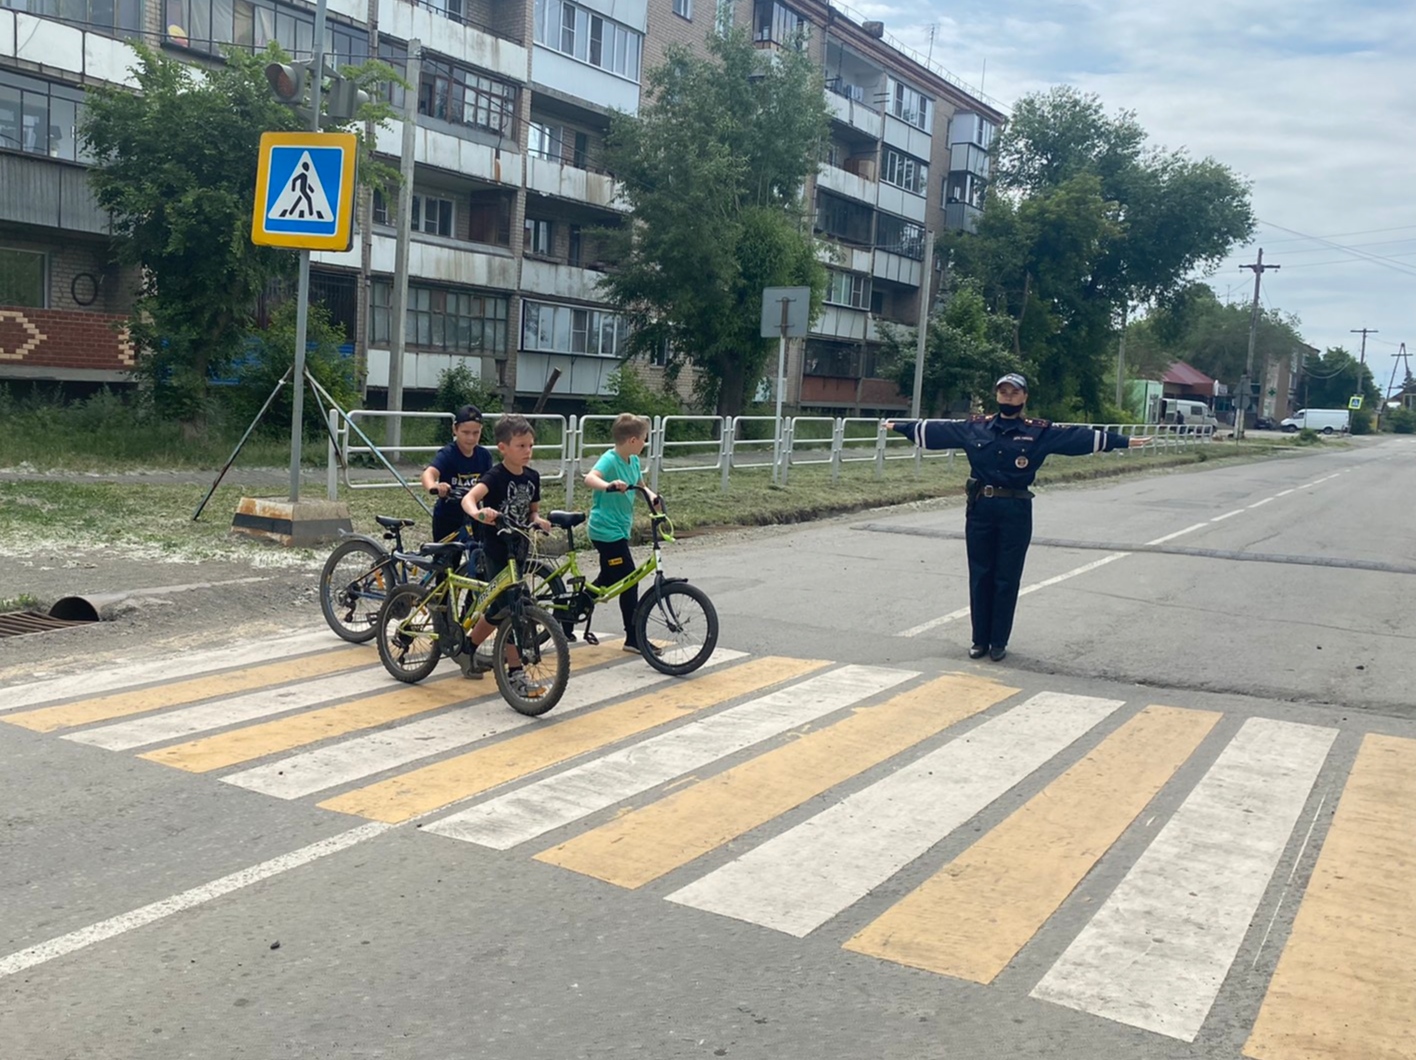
852;0;1416;394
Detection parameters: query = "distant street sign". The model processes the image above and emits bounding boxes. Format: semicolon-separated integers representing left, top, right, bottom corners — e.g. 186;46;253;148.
251;132;357;251
1348;395;1364;410
760;286;811;339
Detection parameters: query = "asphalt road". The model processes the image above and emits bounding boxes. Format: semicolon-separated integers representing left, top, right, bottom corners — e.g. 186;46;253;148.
2;434;1414;1060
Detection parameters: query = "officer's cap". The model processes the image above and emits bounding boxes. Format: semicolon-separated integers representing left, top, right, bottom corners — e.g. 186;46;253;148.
453;404;483;425
995;373;1029;392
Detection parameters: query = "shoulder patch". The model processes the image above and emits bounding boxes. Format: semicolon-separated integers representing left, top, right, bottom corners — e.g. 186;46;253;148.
1024;416;1051;428
968;413;991;423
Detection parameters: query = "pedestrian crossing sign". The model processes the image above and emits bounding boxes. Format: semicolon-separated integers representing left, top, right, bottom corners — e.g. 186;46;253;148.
251;131;358;251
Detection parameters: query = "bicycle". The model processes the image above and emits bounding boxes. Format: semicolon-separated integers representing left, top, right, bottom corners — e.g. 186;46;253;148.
539;485;719;677
318;485;567;644
374;514;571;717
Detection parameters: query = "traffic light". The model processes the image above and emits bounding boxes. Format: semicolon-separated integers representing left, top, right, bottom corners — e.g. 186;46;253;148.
325;75;370;122
265;61;309;105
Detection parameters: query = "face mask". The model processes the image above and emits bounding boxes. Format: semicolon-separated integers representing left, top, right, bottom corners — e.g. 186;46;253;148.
997;401;1025;417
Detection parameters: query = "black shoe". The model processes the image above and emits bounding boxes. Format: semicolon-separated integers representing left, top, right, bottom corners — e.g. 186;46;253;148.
989;646;1007;662
968;644;987;659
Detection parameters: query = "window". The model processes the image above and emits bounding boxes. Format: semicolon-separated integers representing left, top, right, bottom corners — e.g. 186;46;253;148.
876;214;925;260
814;191;872;246
673;0;691;18
163;0;368;66
534;0;643;81
418;59;517;138
568;225;583;266
753;0;805;47
0;72;92;163
881;148;928;195
413;195;455;237
522;300;628;357
889;79;930;131
825;270;869;309
372;189;390;226
0;248;46;308
524;217;553;256
529;121;591;169
1;0;142;37
467;192;513;246
369;282;508;353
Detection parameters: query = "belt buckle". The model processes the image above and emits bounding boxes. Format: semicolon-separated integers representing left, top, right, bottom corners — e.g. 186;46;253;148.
982;485;996;498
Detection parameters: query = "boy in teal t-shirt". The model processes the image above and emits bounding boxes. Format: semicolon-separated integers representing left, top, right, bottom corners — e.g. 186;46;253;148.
584;413;658;652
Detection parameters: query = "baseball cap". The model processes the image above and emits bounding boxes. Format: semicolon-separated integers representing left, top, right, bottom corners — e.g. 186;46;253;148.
453;404;483;425
995;373;1028;391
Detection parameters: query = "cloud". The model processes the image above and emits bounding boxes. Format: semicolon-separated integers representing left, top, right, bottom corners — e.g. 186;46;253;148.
867;0;1416;361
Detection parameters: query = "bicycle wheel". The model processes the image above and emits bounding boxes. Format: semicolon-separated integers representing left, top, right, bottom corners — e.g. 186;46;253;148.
320;539;396;643
376;583;442;684
492;604;570;716
634;581;718;676
524;558;573;638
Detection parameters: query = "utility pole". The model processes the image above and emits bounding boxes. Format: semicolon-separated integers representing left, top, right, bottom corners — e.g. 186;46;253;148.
386;39;421;456
1237;248;1279;440
910;230;935;419
1114;303;1129;410
1379;343;1411;429
1350;327;1377;367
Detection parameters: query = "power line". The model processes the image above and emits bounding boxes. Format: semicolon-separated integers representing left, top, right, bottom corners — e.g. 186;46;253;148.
1258;222;1416;245
1255;219;1416;277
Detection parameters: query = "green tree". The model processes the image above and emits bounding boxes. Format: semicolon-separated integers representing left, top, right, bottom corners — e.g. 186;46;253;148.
950;86;1254;418
224;300;357;438
884;279;1016;417
82;43;395;431
598;25;830;416
1298;347;1379;411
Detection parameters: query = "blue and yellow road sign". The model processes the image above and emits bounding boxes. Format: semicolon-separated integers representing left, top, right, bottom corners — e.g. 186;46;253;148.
251;132;357;251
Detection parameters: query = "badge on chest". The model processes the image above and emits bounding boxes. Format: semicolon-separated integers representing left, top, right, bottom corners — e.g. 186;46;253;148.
1015;455;1029;468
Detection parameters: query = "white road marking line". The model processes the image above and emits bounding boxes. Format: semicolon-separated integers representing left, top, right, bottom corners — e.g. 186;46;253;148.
224;650;747;799
1275;489;1294;497
0;822;392;980
63;667;396;750
1145;522;1209;546
1247;497;1276;509
665;691;1125;937
1031;716;1337;1042
426;664;917;850
2;628;337;711
1209;510;1244;522
898;554;1130;637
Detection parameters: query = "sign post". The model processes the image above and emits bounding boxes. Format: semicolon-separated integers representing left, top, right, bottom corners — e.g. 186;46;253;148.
760;286;810;484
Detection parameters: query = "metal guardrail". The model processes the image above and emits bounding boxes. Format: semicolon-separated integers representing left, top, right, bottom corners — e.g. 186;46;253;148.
326;411;1211;502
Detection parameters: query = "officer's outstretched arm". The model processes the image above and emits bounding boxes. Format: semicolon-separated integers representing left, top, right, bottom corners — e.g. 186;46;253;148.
883;418;970;450
1045;425;1139;456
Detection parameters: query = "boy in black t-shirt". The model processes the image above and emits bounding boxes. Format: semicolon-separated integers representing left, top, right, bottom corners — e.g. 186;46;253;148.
459;415;552;677
420;405;492;543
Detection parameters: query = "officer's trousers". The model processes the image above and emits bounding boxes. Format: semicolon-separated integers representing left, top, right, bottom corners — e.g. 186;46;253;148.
964;497;1033;649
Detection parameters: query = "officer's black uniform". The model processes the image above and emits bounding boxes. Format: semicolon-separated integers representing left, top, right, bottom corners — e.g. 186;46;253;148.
891;413;1131;654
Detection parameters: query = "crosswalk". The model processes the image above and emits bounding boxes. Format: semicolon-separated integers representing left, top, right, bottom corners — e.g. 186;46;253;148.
3;632;1413;1057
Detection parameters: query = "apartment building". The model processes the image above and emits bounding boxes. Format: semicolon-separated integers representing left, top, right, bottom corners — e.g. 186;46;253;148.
0;0;1002;414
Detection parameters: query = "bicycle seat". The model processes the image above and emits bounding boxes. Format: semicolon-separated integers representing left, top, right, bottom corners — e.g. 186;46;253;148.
547;511;586;530
376;515;417;530
418;542;467;564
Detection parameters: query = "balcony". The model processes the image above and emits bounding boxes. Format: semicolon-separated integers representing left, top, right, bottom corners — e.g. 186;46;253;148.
379;0;528;82
516;350;620;397
815;162;875;206
372;123;521;186
1;10;140;87
945;201;983;233
824;86;882;139
313;234;517;290
812;304;879;343
520;259;607;302
873;250;922;288
876;182;926;223
526;155;624;211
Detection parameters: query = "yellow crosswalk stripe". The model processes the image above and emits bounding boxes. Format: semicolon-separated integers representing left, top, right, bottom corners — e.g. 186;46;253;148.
1243;733;1416;1060
319;656;828;824
139;641;627;774
535;672;1018;888
2;648;374;733
844;704;1221;982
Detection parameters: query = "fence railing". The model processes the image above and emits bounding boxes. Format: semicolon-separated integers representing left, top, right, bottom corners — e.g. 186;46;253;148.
325;412;1212;502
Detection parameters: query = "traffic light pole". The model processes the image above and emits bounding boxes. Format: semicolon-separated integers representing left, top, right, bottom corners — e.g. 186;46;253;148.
289;0;328;502
1236;248;1278;441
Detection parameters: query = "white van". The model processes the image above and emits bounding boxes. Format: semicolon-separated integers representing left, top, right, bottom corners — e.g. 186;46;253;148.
1159;399;1219;430
1280;409;1350;434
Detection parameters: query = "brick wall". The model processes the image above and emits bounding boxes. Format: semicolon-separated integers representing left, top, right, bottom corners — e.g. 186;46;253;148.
0;306;135;374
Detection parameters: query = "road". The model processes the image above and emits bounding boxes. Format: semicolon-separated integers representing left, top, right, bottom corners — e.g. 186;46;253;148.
2;435;1414;1059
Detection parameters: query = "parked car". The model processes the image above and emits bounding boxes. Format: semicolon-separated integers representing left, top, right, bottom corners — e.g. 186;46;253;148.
1280;409;1350;434
1254;416;1278;430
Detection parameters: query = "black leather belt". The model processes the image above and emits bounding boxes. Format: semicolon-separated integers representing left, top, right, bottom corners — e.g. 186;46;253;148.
978;484;1033;499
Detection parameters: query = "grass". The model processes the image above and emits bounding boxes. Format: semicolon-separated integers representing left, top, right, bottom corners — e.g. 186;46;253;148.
0;436;1313;568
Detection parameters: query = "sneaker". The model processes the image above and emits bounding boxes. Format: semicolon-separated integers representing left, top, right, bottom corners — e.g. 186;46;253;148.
989;646;1008;662
459;647;492;679
507;669;546;699
624;640;663;657
968;644;987;659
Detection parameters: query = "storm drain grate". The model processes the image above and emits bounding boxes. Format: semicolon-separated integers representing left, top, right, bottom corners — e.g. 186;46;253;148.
0;611;94;639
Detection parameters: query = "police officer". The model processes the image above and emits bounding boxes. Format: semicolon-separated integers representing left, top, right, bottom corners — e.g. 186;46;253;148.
885;374;1150;662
